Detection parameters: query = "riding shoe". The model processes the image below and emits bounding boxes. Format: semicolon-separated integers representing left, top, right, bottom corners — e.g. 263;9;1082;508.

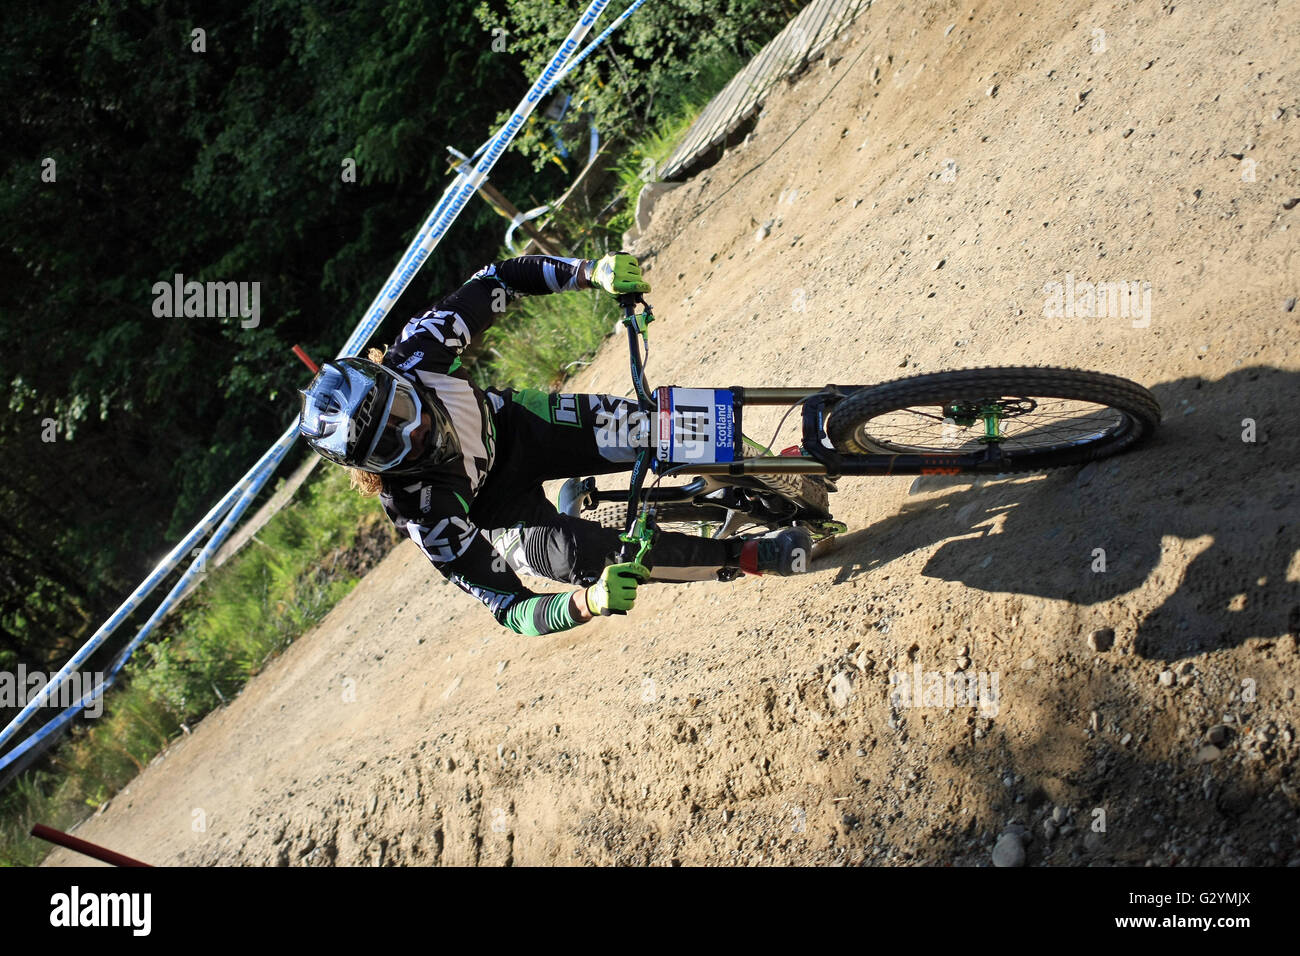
738;527;813;576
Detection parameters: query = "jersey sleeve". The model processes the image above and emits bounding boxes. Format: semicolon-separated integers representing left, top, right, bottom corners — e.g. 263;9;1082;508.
382;483;584;637
390;255;590;376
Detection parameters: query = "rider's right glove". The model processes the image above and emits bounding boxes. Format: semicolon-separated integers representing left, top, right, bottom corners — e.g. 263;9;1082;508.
588;252;651;295
585;562;649;616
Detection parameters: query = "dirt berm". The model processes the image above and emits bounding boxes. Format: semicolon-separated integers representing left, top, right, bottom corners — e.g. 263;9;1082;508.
47;0;1299;866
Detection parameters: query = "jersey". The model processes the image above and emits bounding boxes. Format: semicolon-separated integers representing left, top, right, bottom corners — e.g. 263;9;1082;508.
377;255;592;636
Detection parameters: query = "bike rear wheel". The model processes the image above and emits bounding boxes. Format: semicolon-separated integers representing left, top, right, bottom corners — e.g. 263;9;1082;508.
825;366;1160;472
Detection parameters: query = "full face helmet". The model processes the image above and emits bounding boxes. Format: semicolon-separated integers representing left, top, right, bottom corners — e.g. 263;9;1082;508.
297;357;459;475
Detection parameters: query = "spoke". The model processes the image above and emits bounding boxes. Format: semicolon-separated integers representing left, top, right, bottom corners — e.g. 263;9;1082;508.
857;397;1127;453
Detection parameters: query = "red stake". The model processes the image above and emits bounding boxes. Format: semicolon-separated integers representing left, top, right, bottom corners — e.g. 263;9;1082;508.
30;823;152;867
292;344;320;374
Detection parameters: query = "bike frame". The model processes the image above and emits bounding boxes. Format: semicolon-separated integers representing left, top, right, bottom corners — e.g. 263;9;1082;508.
610;294;1008;562
616;295;1012;478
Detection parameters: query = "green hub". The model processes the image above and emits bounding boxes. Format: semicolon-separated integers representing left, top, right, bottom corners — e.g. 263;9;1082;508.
944;397;1036;444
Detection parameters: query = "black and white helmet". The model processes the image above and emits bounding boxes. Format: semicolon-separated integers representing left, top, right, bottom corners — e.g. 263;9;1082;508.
297;357;459;474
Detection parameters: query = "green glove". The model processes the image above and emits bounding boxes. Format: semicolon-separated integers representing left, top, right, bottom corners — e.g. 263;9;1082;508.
585;562;649;616
590;252;651;295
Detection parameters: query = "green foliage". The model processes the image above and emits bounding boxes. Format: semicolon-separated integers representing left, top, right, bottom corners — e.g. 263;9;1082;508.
473;287;620;390
603;49;745;235
473;0;806;171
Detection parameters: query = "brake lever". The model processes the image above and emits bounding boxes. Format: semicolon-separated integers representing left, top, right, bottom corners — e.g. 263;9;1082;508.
618;508;656;568
617;293;653;333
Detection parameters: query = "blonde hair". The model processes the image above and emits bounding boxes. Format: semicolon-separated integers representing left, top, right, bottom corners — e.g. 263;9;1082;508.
346;346;389;497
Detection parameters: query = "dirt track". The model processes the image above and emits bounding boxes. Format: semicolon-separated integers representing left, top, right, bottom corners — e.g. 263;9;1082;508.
47;0;1299;866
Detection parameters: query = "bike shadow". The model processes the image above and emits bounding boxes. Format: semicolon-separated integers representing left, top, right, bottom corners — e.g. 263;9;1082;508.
823;365;1299;662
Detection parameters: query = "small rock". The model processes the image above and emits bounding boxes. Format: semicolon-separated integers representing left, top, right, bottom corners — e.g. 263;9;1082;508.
1176;660;1194;676
1077;89;1091;104
1043;819;1057;840
1089;711;1100;732
827;671;855;709
986;84;999;97
1088;627;1115;652
1158;670;1175;687
756;220;773;241
1285;297;1296;312
1121;732;1133;746
1196;744;1222;763
992;832;1026;867
1217;785;1252;816
933;259;946;270
1207;724;1230;746
1283;198;1299;210
956;655;971;671
1052;806;1068;825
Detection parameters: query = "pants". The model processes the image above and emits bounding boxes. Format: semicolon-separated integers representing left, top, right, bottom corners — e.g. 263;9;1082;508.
470;389;734;584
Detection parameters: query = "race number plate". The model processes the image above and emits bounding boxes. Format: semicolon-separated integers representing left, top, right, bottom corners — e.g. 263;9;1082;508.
655;388;737;464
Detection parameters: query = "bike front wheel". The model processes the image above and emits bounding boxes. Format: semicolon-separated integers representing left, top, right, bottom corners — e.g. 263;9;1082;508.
824;366;1160;472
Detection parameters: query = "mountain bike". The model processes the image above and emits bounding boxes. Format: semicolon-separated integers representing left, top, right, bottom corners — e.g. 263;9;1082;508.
556;294;1161;578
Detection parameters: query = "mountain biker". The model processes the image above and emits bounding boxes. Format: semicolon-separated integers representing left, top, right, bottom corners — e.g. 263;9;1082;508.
297;253;811;635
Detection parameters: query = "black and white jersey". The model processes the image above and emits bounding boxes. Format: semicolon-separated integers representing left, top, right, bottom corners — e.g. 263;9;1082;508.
377;255;590;631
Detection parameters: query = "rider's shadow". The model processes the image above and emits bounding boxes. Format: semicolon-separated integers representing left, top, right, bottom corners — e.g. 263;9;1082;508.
828;365;1299;662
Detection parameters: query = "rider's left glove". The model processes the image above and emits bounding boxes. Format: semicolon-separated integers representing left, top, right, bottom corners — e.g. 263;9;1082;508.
589;252;651;295
585;562;649;616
